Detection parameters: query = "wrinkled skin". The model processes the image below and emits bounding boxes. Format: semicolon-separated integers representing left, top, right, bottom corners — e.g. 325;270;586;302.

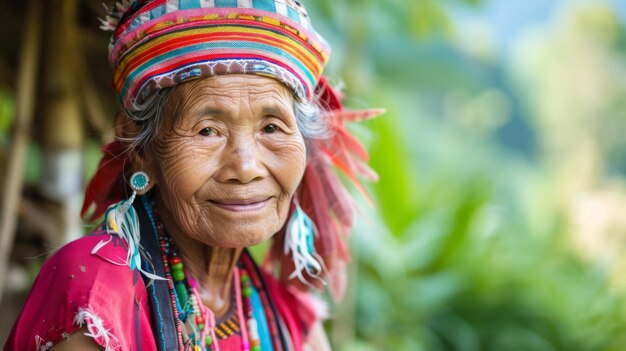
146;74;307;248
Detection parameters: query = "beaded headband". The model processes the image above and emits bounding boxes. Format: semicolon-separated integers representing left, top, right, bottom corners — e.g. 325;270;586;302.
102;0;331;109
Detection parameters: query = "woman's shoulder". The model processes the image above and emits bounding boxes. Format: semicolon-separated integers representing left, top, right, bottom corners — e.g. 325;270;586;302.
4;231;153;351
49;230;130;268
36;231;140;294
40;230;149;314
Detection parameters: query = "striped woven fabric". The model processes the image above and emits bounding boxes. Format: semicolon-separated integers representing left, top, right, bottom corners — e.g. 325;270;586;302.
106;0;331;109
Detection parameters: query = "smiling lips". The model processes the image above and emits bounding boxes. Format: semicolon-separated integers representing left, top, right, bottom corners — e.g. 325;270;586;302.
209;197;271;212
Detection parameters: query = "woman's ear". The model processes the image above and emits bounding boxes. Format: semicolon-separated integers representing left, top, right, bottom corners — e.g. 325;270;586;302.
114;110;158;194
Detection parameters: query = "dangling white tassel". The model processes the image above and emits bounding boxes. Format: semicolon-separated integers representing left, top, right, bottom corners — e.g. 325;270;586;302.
92;172;165;281
104;194;139;268
284;202;325;287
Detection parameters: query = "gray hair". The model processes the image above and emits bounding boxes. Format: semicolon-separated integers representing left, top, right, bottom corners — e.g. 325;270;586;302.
123;88;329;152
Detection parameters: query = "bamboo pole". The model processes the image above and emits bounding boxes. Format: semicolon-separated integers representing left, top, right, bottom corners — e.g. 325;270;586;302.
0;0;42;303
40;0;84;246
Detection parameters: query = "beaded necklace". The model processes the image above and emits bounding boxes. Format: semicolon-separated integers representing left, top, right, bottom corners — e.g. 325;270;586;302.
145;199;273;351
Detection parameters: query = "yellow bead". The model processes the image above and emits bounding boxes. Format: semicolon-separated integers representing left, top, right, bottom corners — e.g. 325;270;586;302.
107;214;118;232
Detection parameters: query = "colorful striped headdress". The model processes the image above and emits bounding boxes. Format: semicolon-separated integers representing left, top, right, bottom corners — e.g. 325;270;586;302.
102;0;331;109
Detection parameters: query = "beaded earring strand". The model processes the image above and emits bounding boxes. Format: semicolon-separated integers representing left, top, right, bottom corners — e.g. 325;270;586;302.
284;200;324;288
92;171;165;281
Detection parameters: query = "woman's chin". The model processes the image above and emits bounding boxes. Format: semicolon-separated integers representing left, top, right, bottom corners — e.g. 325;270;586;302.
195;222;282;248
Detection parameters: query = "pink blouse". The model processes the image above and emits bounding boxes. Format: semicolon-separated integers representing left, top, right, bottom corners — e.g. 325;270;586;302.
4;232;316;351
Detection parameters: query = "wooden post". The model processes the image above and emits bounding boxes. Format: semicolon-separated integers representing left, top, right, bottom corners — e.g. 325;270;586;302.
75;40;114;144
0;0;42;303
40;0;84;246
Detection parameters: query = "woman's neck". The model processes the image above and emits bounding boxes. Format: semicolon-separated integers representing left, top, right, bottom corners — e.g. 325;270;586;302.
155;197;243;318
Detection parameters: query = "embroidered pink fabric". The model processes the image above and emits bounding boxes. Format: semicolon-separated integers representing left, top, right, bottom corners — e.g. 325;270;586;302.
4;232;316;351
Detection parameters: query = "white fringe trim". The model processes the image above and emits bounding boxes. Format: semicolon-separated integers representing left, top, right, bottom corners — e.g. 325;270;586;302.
74;306;120;351
34;335;53;351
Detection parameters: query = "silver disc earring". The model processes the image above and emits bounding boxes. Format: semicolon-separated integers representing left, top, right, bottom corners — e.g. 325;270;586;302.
130;171;150;193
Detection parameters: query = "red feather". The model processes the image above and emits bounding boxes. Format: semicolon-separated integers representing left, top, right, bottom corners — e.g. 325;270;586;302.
81;140;130;221
331;127;370;161
316;161;354;228
270;77;383;300
323;108;385;122
315;76;342;111
320;146;374;207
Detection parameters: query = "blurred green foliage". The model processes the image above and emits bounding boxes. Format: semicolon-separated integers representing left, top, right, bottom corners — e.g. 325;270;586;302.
303;0;626;350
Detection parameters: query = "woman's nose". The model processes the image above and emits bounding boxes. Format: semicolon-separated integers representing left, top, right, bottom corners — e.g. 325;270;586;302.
215;138;269;184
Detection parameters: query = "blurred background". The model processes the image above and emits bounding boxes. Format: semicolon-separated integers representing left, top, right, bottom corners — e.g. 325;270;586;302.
2;0;626;350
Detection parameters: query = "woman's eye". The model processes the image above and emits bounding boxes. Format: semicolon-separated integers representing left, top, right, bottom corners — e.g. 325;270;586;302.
199;127;214;136
264;124;278;133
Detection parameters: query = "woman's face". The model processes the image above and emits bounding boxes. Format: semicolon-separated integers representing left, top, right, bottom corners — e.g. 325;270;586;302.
146;75;306;248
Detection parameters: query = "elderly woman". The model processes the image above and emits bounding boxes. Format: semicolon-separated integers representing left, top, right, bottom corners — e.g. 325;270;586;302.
5;1;380;350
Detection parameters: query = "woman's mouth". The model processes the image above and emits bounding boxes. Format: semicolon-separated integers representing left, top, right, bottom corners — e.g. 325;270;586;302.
209;197;271;212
